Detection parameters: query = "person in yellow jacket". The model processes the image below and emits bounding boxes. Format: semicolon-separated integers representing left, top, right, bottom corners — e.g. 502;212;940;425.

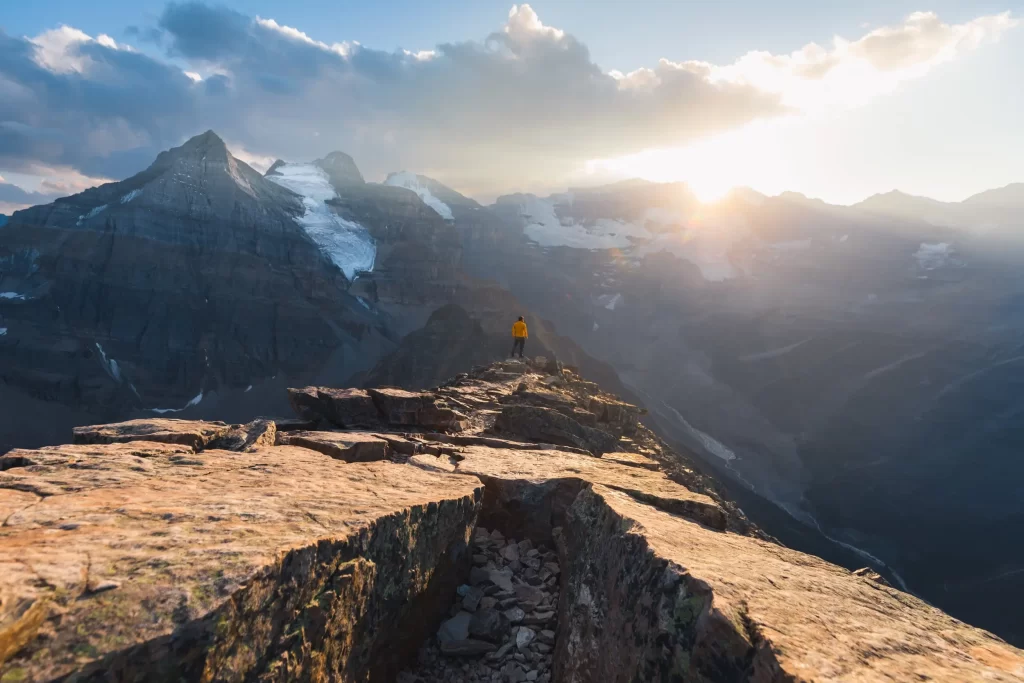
511;316;528;359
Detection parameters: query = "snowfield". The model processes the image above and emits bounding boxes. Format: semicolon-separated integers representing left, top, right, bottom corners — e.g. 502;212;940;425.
268;163;376;280
914;242;955;270
518;196;651;250
385;172;454;220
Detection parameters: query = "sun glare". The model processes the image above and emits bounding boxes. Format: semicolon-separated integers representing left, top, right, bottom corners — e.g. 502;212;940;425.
586;120;792;203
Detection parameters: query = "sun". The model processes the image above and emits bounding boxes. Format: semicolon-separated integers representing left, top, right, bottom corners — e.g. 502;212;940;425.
584;120;789;204
687;176;735;203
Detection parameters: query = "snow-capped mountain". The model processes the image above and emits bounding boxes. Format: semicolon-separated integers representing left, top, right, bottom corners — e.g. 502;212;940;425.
0;131;387;445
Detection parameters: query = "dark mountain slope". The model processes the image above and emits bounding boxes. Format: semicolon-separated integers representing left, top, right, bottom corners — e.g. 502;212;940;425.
0;132;388;450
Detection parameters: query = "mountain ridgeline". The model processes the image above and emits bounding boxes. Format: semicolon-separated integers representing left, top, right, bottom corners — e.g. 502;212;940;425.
1;131;1024;650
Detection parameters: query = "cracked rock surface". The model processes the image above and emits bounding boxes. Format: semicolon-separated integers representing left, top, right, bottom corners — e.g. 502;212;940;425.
1;359;1022;681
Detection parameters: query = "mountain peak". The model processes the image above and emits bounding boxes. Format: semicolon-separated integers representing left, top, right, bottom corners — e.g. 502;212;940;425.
316;151;365;185
179;130;229;156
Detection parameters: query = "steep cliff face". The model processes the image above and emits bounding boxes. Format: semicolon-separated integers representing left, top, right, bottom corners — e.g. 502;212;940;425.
2;360;1021;682
0;132;387;450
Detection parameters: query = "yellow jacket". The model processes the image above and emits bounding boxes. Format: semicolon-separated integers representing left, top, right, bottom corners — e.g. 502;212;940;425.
512;320;528;338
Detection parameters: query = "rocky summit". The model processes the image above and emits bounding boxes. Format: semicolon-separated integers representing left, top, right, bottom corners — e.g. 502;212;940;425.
1;360;1021;682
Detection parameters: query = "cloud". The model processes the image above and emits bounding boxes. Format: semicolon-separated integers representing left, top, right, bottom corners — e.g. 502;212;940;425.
0;179;62;212
689;11;1017;111
0;4;1016;198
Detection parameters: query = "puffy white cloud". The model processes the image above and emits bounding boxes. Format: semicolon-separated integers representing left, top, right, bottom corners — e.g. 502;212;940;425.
0;4;1017;199
694;11;1017;111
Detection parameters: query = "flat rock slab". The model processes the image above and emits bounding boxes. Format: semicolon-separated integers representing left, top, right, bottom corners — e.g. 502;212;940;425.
559;484;1024;682
72;418;231;451
438;445;726;531
276;430;391;462
0;443;482;681
601;451;660;471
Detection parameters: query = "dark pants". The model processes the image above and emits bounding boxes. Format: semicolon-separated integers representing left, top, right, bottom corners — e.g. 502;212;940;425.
511;337;526;358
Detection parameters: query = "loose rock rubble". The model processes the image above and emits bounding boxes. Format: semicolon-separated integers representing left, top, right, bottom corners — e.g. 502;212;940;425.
398;526;560;683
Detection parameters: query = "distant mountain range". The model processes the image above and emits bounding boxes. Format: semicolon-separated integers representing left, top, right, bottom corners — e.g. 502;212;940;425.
2;130;1023;647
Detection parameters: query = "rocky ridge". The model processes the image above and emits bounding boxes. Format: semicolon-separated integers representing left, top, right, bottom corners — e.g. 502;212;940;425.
2;360;1023;681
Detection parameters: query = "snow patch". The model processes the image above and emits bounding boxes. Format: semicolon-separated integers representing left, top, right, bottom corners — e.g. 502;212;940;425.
120;189;142;204
384;172;454;220
592;322;599;332
245;385;253;393
150;391;204;414
76;204;107;225
0;292;26;300
914;242;954;270
598;293;623;310
519;196;650;250
95;343;122;382
356;296;372;311
267;163;376;279
0;328;6;336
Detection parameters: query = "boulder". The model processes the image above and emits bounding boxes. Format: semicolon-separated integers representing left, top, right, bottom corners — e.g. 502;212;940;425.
437;611;473;644
287;386;325;423
288;387;383;428
468;608;510;643
318;388;383;428
275;430;391;463
72;418;230;451
368;388;464;431
492;405;619;455
588;396;640;436
208;419;277;452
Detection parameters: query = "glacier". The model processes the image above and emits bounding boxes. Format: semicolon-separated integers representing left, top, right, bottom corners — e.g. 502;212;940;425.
384;172;454;220
268;163;376;280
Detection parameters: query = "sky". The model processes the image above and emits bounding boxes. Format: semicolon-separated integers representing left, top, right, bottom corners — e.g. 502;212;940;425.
1;0;1022;212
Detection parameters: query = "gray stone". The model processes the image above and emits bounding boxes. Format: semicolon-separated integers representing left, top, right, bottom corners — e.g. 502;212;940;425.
516;627;536;651
489;569;515;592
469;608;511;643
504;607;526;624
463;586;485;612
439;638;498;656
438;611;474;643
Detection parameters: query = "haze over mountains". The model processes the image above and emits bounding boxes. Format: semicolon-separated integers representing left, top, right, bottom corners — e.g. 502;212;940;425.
2;130;1024;650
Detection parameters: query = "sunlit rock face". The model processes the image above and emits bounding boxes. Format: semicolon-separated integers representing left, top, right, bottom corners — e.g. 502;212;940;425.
2;360;1020;682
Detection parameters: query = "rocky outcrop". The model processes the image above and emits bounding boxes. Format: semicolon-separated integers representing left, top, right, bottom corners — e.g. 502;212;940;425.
72;418;231;450
493;405;619;455
2;360;1022;682
289;385;466;432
